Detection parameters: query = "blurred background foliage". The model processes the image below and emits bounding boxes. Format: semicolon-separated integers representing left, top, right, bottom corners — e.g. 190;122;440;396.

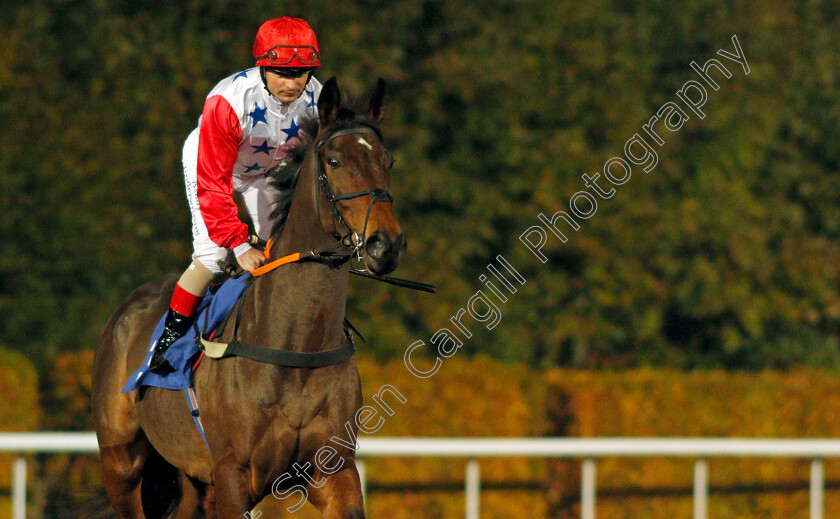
1;0;840;516
2;0;839;372
1;1;839;371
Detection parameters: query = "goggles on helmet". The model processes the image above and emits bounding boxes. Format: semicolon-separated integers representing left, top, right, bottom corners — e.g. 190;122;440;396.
256;45;320;67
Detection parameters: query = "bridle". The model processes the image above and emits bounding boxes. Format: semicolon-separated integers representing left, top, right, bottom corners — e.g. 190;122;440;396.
246;124;433;293
314;126;394;259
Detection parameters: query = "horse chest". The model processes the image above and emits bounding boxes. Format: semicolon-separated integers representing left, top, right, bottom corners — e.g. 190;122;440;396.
218;368;345;429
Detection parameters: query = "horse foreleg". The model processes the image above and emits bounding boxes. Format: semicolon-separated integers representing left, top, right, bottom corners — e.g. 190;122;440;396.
168;472;208;519
212;453;256;518
99;440;150;519
306;463;365;519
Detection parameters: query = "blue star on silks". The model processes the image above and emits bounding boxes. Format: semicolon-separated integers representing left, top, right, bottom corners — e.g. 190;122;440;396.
307;89;317;108
251;139;277;155
233;70;249;81
281;119;301;140
249;103;268;127
243;162;262;173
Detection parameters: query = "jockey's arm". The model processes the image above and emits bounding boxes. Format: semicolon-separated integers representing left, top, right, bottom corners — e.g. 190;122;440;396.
195;95;265;269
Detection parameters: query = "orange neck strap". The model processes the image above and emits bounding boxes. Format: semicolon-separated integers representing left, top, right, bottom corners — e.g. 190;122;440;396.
250;239;302;277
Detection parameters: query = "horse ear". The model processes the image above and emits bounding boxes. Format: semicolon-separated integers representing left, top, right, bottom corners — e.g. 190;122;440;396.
318;76;341;126
367;78;388;123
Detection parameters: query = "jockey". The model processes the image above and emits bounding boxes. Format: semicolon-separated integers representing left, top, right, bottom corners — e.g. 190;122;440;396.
149;17;323;375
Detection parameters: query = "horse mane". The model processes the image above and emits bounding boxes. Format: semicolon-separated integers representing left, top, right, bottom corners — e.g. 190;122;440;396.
267;108;384;243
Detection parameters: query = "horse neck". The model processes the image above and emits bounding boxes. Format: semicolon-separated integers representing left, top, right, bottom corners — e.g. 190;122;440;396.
250;151;349;352
272;151;333;258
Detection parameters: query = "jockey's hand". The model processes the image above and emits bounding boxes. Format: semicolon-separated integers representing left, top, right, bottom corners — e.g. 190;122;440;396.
236;247;267;272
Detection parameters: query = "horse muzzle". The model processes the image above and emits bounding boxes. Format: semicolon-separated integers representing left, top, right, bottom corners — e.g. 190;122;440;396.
364;230;406;275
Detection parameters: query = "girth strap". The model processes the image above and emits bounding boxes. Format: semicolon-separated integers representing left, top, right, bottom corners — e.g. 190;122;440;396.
210;335;355;367
195;275;356;368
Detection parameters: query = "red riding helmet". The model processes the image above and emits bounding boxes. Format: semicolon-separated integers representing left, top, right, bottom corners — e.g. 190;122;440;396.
253;17;321;68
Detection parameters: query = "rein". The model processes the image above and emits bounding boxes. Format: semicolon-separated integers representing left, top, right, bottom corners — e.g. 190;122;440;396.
246;238;436;292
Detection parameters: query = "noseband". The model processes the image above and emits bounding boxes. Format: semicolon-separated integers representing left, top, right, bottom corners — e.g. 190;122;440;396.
314;127;394;255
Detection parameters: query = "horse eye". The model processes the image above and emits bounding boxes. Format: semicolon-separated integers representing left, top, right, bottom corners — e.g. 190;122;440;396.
327;157;341;169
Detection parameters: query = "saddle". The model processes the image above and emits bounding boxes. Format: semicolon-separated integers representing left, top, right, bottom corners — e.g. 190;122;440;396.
121;274;253;393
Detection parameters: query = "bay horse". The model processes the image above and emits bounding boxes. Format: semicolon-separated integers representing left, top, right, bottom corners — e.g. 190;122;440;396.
92;77;404;518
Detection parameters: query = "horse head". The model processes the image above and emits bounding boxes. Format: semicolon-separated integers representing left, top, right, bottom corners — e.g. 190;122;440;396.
312;77;406;275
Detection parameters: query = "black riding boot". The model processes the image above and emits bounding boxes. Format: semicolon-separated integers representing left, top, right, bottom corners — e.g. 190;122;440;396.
148;308;194;375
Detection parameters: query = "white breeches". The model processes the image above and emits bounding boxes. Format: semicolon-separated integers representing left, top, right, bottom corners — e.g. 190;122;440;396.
183;160;277;274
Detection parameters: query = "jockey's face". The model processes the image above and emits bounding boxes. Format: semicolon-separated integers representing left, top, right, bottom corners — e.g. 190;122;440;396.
264;68;310;103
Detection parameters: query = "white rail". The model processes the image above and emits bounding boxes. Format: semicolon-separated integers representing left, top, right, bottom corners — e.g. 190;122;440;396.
1;434;838;519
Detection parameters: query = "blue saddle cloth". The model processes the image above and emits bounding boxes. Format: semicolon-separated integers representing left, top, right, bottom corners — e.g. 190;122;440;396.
121;274;252;393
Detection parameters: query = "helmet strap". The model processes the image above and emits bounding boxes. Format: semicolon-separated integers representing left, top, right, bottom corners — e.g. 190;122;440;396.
260;67;271;96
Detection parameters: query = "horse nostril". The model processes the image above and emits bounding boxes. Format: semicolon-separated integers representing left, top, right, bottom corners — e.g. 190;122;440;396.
365;232;388;259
